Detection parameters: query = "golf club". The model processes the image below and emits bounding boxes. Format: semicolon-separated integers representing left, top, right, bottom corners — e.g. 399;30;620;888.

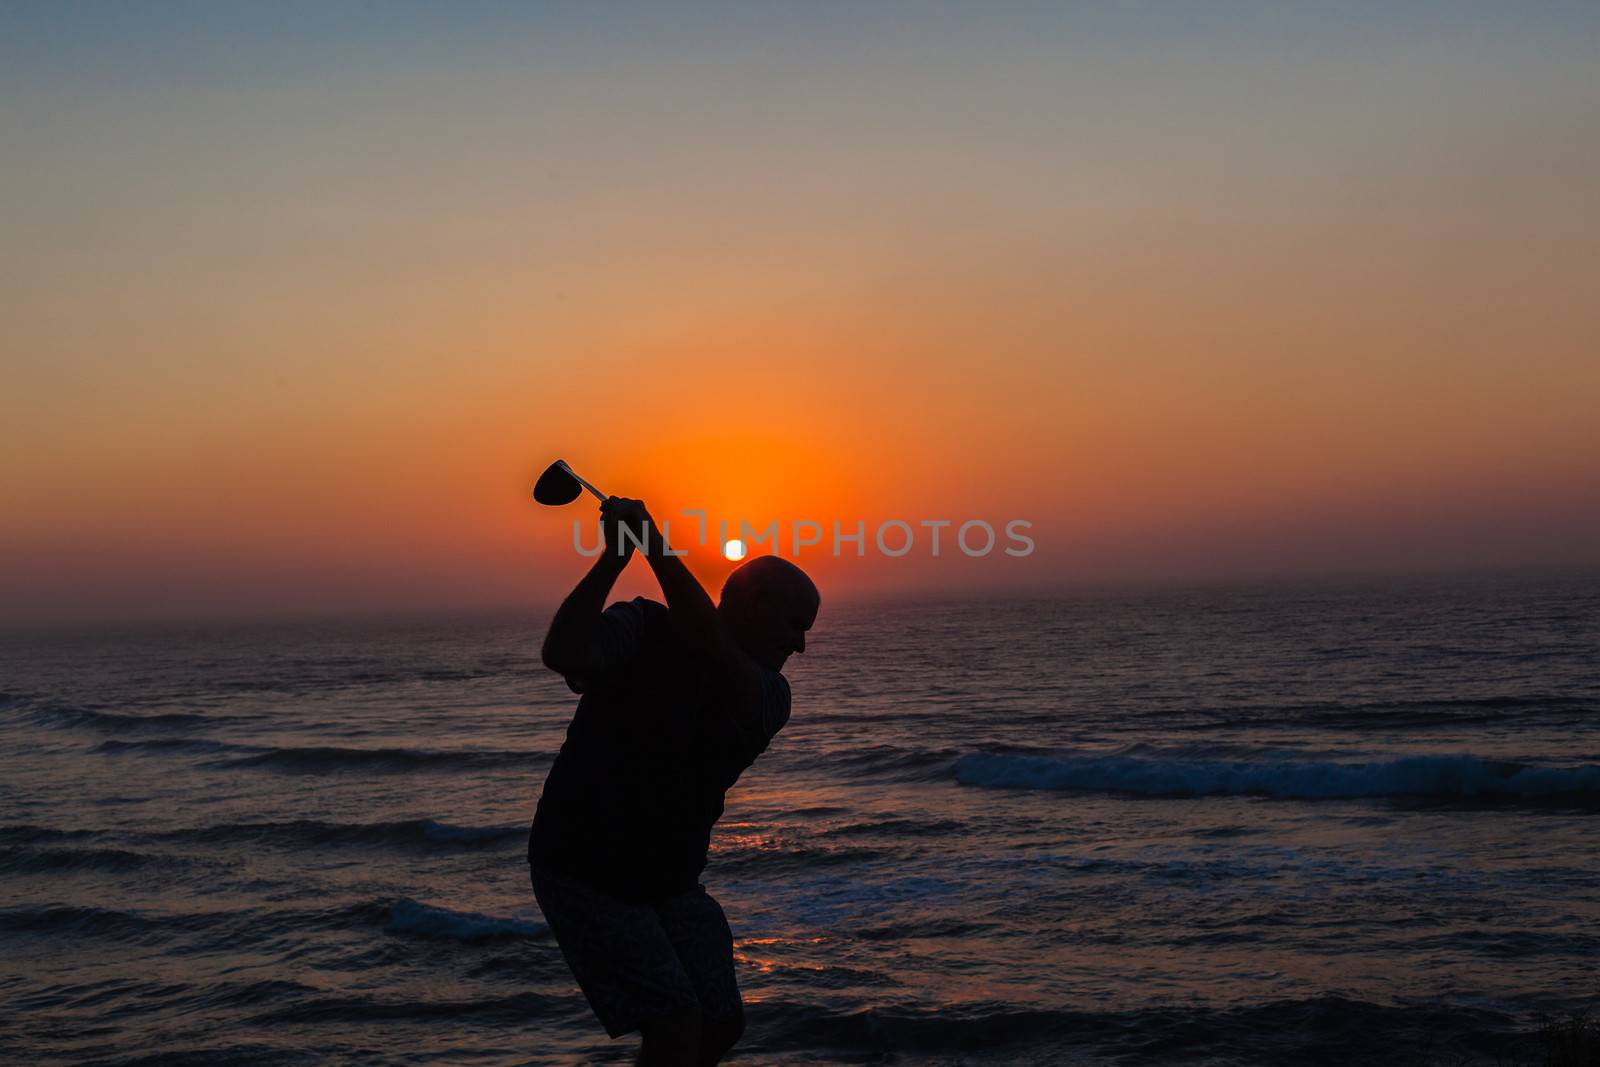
533;459;608;506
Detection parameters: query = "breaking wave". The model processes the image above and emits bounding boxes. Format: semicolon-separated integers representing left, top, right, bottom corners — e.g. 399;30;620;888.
383;899;547;942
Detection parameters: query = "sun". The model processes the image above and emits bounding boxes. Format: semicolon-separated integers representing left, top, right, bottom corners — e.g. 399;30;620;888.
722;539;746;561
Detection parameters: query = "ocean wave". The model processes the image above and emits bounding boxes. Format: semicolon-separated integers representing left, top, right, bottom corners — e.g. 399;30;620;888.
246;990;556;1026
407;818;525;845
747;994;1515;1060
815;817;968;839
95;738;234;756
1;818;523;857
752;1000;1088;1053
206;665;526;697
709;843;887;873
0;904;173;943
207;745;545;774
0;823;98;845
830;743;961;778
955;750;1600;800
850;916;1000;942
0;845;171;875
85;737;545;774
1176;694;1592;731
38;706;223;732
0;897;541;948
383;899;547;942
151;817;524;851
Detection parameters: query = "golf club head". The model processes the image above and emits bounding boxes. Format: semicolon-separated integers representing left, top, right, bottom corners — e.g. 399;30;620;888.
532;460;584;506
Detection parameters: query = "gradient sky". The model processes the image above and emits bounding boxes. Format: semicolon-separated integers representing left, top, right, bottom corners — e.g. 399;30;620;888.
3;2;1597;623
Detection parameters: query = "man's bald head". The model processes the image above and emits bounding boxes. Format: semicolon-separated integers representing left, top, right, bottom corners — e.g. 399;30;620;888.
720;556;817;610
718;557;820;672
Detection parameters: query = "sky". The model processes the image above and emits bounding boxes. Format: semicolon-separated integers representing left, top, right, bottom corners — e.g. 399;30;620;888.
2;2;1597;623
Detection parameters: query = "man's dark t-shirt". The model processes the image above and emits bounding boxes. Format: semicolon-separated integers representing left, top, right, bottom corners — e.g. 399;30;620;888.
529;598;791;902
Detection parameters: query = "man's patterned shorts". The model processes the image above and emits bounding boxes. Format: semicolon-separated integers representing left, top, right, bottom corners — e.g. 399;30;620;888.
530;864;743;1038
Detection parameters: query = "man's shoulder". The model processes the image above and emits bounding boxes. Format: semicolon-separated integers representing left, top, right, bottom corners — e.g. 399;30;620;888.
599;597;667;630
605;595;664;613
596;598;677;663
607;597;670;634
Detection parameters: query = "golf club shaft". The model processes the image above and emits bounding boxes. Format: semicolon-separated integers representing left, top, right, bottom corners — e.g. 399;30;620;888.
559;461;608;503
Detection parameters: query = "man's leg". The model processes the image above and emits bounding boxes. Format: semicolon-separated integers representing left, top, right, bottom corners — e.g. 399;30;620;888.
531;865;704;1044
696;1011;744;1067
636;1007;700;1067
656;885;744;1066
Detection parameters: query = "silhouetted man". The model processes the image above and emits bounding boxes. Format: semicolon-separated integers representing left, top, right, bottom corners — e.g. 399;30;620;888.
531;496;819;1066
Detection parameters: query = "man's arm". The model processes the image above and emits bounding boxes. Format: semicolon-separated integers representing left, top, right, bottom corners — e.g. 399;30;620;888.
606;501;738;658
579;498;790;756
540;552;632;677
605;498;762;683
541;498;637;678
649;543;736;664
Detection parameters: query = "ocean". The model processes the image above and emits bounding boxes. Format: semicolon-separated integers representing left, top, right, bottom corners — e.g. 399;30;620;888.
3;575;1598;1065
